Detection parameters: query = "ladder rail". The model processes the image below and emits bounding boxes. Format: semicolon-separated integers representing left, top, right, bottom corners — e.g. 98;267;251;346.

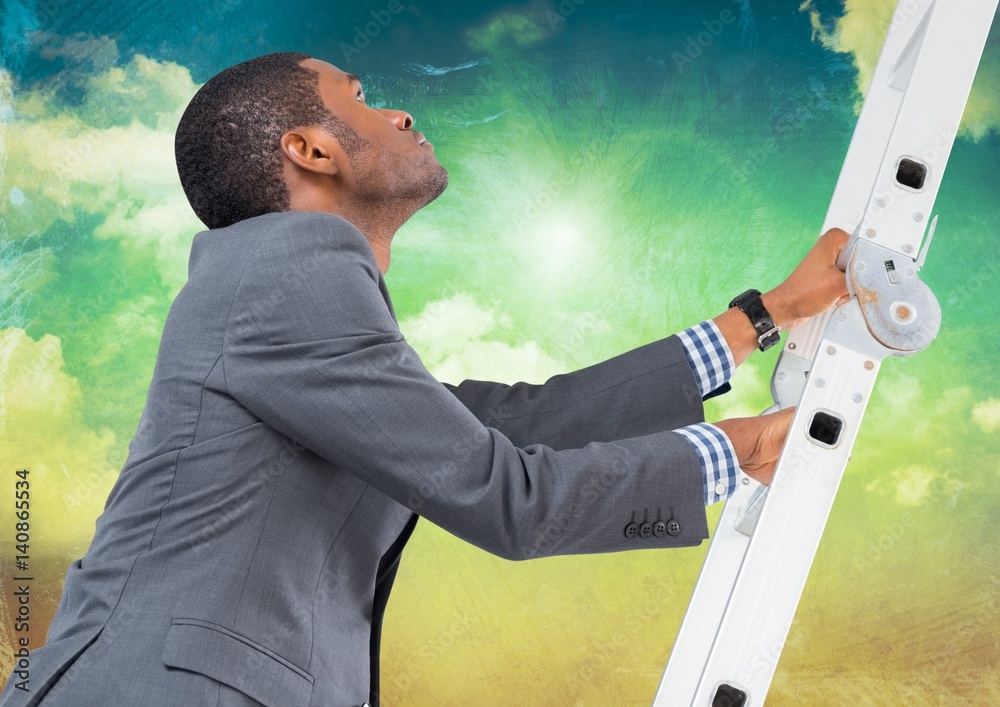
654;1;998;704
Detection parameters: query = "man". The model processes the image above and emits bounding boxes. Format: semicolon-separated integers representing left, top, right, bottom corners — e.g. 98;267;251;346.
0;53;849;706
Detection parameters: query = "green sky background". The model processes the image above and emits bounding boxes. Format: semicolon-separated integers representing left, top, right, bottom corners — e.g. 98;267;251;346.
1;0;998;703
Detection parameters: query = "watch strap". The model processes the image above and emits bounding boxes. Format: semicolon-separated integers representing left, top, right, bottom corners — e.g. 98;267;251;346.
729;289;781;351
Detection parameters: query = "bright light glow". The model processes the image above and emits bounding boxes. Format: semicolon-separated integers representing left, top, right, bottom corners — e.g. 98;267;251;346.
527;212;590;280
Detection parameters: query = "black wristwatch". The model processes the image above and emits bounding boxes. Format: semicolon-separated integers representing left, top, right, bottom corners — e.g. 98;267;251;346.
729;289;781;351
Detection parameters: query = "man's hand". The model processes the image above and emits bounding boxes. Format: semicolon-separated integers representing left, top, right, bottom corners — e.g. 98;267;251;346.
714;407;795;486
762;227;852;331
707;233;848;484
715;228;852;368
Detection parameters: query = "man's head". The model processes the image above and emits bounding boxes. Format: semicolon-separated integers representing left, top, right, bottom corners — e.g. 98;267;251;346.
175;53;447;232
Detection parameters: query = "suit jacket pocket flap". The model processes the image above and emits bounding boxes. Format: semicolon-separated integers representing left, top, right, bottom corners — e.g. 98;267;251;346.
161;618;313;707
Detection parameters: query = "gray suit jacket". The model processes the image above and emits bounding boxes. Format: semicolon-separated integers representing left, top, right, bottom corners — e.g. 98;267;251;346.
1;211;709;707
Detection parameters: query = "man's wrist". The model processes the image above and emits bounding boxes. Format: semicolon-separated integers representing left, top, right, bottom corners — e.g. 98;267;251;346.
713;286;800;366
729;289;780;351
760;288;794;331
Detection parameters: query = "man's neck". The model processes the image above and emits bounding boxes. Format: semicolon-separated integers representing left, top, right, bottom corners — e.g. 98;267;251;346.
287;194;420;274
332;198;419;275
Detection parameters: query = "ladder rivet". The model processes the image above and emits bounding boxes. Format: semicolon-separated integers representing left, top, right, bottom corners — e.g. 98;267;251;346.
777;372;787;381
827;346;836;355
913;212;924;222
902;243;914;253
866;228;877;237
864;360;875;370
815;378;826;388
788;342;797;350
853;393;863;403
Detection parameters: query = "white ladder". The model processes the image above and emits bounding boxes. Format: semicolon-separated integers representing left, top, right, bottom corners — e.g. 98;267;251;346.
654;1;998;705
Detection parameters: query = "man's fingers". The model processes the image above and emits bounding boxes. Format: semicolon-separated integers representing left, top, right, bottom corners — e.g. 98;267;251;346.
761;407;794;458
823;227;851;269
715;408;798;486
825;227;851;246
766;406;795;447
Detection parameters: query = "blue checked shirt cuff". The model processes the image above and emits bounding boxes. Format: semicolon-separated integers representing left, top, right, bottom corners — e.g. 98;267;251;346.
677;320;735;399
675;423;740;505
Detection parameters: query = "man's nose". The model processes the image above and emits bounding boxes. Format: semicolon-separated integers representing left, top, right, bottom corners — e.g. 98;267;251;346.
379;109;413;130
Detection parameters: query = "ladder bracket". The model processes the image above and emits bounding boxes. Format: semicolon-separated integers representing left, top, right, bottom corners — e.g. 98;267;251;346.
847;239;941;354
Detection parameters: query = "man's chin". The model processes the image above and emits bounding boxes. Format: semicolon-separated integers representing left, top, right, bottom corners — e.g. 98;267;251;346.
418;163;448;207
429;164;448;200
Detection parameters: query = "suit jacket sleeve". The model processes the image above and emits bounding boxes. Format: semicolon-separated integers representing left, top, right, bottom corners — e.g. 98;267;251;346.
441;335;706;451
222;214;709;560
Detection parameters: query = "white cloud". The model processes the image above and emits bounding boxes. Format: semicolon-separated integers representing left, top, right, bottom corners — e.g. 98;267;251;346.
865;464;964;507
466;0;554;53
891;465;937;506
865;373;973;444
972;398;1000;433
0;68;15;188
30;30;121;71
799;0;894;100
399;293;567;384
800;0;1000;140
0;66;12;116
1;37;204;293
0;328;118;552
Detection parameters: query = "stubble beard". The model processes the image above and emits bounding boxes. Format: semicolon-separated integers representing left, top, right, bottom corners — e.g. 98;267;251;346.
351;137;449;213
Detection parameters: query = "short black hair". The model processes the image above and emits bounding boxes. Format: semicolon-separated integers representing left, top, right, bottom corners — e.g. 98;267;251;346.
175;52;359;230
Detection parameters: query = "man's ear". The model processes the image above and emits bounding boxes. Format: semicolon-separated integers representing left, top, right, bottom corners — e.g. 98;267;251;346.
280;127;339;176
